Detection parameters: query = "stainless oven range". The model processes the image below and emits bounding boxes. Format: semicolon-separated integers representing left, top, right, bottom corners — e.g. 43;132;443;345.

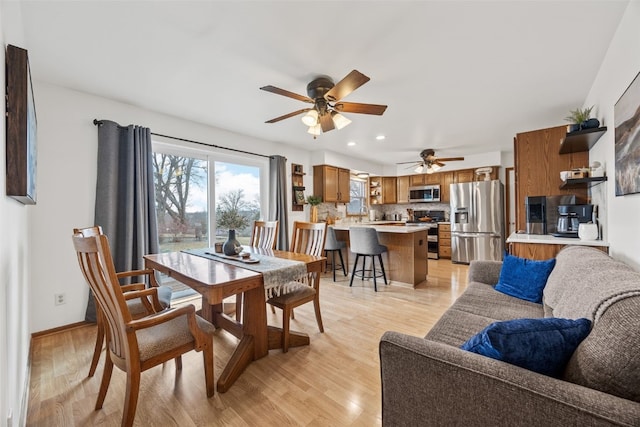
406;210;446;260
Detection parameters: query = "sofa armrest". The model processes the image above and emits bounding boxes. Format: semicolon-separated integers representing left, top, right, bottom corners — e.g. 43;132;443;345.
379;331;640;426
467;260;503;286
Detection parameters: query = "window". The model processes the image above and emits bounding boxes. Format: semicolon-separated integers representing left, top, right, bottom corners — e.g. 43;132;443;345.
347;177;367;215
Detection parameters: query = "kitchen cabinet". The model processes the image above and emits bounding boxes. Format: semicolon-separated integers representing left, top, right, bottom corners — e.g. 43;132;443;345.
410;173;440;186
438;223;451;259
508;242;608;260
396;176;410;203
440;172;454;203
381;177;397;204
369;178;382;206
314;165;350;203
454;169;475;183
514;125;588;232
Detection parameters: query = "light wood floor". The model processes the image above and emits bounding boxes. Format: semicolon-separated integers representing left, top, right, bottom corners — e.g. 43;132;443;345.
26;259;468;426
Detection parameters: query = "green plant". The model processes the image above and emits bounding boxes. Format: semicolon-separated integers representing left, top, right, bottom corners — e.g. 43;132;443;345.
564;105;594;124
307;195;322;206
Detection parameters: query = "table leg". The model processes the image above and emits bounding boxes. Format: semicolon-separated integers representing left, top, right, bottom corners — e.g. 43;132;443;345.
216;283;268;392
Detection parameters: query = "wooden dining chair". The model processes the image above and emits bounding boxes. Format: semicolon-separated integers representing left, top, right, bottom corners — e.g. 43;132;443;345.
236;220;279;320
72;232;215;427
74;226;172;378
266;221;327;352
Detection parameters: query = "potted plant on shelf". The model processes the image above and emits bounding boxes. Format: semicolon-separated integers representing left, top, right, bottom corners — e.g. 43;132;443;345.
564;105;599;132
307;195;322;223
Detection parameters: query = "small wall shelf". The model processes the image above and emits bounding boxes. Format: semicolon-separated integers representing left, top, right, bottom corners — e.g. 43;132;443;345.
559;176;607;189
291;164;305;211
559;126;607;154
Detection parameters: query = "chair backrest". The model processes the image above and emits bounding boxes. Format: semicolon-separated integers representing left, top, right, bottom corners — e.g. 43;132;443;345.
73;225;103;237
349;227;383;254
324;226;342;251
250;220;279;249
72;232;133;361
290;221;327;256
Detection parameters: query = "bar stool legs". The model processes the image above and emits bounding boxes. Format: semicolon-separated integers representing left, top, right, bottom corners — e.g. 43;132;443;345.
325;248;347;281
349;253;388;292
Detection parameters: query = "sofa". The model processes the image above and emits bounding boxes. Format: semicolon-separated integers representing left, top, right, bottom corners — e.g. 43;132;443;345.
379;246;640;426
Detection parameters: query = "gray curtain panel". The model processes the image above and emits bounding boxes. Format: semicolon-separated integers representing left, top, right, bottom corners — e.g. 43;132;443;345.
85;120;160;322
268;155;289;250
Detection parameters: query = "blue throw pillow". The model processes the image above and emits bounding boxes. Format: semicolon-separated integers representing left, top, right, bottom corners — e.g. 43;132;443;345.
495;253;556;303
460;317;591;377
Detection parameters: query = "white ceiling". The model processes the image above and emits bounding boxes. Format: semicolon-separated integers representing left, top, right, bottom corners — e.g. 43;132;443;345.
19;1;629;166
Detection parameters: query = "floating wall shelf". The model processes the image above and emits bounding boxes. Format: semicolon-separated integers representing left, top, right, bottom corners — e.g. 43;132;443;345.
559;126;607;154
559;176;607;190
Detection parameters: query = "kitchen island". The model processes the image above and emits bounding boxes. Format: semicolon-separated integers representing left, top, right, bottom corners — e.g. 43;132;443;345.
506;232;609;260
332;223;430;287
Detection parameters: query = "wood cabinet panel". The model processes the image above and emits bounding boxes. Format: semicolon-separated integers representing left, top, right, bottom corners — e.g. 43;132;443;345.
396;176;410;203
438;224;451;259
381;177;397;204
509;242;608;260
314;165;350;203
454;169;475;183
440;172;454;203
424;173;440;184
514;126;589;231
410;174;424;186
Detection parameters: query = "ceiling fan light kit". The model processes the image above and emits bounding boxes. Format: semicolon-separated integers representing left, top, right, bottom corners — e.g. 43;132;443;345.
400;148;465;173
261;69;387;137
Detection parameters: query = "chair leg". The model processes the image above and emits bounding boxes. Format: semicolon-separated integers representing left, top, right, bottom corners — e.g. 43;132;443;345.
313;295;324;333
175;356;182;371
349;254;360;287
282;307;291;353
122;368;141;427
89;310;105;378
338;249;347;276
235;293;243;321
202;337;215;397
95;352;114;410
332;250;337;281
371;255;378;292
378;254;388;285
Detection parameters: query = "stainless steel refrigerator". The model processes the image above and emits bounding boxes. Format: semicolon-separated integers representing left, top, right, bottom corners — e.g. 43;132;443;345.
450;180;504;264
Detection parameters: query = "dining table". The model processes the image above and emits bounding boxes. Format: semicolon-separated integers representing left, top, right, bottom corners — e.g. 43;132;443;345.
143;246;325;393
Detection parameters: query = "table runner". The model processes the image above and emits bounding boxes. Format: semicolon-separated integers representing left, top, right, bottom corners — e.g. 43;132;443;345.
182;248;309;298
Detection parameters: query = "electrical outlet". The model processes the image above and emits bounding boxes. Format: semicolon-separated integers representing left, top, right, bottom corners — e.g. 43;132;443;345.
54;293;66;306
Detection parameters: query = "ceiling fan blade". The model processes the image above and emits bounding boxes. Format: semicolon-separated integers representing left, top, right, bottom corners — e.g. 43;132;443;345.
319;113;335;132
260;85;314;103
334;102;387;115
396;160;420;165
325;70;370;102
434;161;446;167
265;108;311;123
436;157;465;162
404;163;422;169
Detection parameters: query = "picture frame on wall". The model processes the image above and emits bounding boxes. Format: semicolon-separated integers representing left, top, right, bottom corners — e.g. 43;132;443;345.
294;189;305;205
6;44;38;205
614;70;640;197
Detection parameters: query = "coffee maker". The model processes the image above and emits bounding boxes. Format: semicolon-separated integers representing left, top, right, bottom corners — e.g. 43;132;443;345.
553;204;594;238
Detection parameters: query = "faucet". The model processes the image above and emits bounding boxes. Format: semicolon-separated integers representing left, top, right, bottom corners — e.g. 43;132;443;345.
359;205;368;223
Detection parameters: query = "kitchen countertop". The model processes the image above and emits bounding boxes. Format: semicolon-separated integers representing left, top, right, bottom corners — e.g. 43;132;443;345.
506;232;609;247
332;223;432;233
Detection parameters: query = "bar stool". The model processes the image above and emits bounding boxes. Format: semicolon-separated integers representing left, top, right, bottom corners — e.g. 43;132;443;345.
348;227;388;292
324;226;347;281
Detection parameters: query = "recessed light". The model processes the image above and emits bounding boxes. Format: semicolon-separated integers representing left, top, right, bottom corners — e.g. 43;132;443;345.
376;135;385;140
347;141;356;146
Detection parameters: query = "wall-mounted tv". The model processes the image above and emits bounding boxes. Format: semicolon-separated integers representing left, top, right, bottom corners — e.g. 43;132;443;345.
6;44;37;204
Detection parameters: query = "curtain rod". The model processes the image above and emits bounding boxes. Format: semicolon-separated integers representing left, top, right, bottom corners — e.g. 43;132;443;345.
93;119;273;159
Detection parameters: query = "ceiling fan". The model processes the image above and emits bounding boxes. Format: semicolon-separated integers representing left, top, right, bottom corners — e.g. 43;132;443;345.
397;149;465;174
260;70;387;137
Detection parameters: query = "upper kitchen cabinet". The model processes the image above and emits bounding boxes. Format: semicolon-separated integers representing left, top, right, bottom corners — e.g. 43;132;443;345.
514;125;588;232
314;165;351;203
454;169;475;183
440;172;454;203
396;176;410;203
410;173;440;186
381;177;397;204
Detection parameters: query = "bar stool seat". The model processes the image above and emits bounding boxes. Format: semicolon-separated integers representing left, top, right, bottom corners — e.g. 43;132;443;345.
324;226;347;281
348;227;388;292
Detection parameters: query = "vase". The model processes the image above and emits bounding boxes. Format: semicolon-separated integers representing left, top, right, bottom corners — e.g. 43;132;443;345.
223;229;242;256
566;123;581;133
310;206;319;223
581;118;600;130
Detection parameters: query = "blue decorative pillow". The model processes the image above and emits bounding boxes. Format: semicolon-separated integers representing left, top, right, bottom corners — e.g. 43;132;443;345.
460;317;591;377
495;253;556;303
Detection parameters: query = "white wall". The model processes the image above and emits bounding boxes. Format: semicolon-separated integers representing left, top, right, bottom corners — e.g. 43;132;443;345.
1;2;31;425
585;0;640;268
30;81;314;333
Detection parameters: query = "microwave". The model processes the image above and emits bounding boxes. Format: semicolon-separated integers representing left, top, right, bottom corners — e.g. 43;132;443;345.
409;185;440;203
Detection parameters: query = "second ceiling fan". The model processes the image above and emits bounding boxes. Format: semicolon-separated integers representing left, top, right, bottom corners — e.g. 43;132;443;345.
260;70;387;137
398;149;465;173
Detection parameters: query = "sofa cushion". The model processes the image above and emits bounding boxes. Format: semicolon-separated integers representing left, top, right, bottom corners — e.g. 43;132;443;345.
564;296;640;402
495;253;556;303
461;317;591;377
